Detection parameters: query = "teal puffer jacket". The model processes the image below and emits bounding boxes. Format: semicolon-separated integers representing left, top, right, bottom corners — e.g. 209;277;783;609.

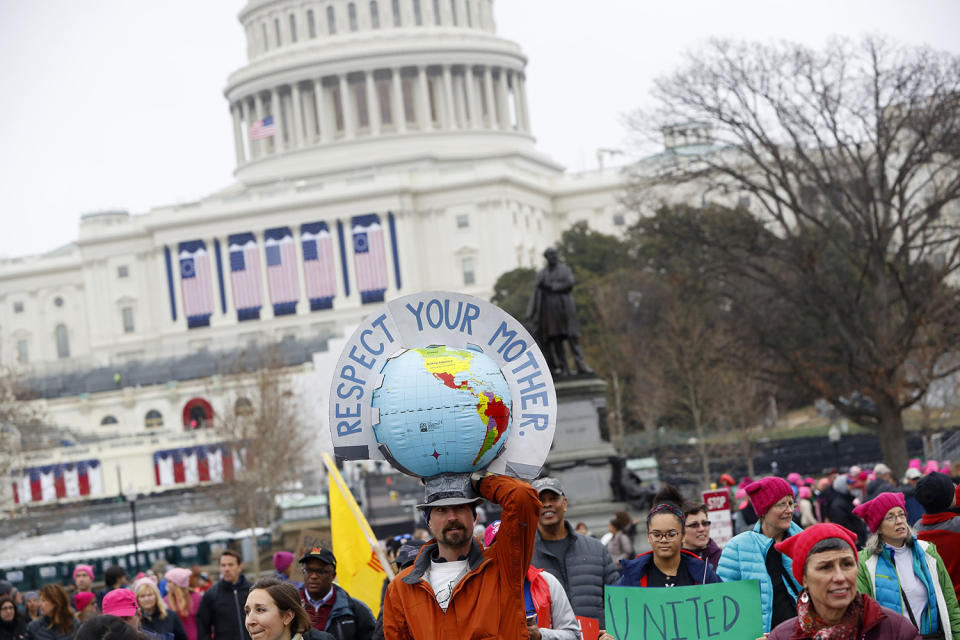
716;520;803;632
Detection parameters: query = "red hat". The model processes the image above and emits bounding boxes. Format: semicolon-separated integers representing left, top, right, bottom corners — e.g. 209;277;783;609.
852;492;905;533
775;523;858;585
102;589;138;617
745;477;794;516
72;592;96;612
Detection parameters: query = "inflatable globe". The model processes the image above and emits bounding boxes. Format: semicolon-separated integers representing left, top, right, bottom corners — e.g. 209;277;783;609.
372;345;512;477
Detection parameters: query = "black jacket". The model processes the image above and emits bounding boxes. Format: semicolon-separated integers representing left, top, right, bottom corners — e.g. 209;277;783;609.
23;617;77;640
196;576;252;640
0;618;27;640
141;609;187;640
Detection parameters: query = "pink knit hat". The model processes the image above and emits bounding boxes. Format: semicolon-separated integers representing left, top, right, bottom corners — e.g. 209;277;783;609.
798;486;812;500
852;492;905;533
484;520;501;547
744;477;794;516
787;472;802;486
273;551;294;573
165;568;192;589
909;459;922;469
73;565;94;581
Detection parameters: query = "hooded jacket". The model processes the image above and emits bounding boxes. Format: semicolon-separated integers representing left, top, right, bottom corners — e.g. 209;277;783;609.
299;585;375;640
23;617;77;640
382;474;541;639
617;549;722;587
141;609;188;640
915;510;960;605
196;574;252;640
717;520;804;633
768;594;921;640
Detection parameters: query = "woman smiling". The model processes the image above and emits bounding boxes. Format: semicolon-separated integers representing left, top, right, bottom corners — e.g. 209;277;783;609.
854;492;960;639
244;579;333;640
768;523;920;639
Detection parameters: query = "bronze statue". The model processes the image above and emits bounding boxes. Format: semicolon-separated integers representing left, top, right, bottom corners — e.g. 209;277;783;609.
526;248;593;376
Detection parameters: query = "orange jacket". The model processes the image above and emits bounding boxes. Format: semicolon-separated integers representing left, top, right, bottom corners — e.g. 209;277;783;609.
382;474;541;639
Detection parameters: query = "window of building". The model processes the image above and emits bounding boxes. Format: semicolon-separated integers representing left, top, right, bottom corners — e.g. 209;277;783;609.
307;9;316;37
348;3;358;30
235;397;255;417
274;17;282;46
401;76;417;125
289;14;297;42
449;0;457;25
17;339;28;364
456;214;469;228
13;301;23;314
55;324;69;359
122;307;135;334
427;75;439;123
392;0;401;26
413;0;422;25
101;415;118;426
377;77;392;124
354;80;370;129
117;265;129;278
145;409;163;429
432;0;441;24
370;1;380;28
613;213;625;226
332;84;345;132
183;398;214;430
462;257;476;285
465;0;472;26
327;6;337;34
53;296;64;307
262;22;269;50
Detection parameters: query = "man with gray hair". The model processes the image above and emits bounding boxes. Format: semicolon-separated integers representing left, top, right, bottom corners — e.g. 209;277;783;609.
864;463;897;502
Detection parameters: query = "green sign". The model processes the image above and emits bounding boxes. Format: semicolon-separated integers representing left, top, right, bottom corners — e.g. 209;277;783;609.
603;580;762;640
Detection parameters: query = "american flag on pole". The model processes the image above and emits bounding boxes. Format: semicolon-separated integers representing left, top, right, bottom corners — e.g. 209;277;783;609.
352;214;388;303
301;222;337;310
228;233;263;321
250;114;276;140
178;240;214;328
265;226;300;315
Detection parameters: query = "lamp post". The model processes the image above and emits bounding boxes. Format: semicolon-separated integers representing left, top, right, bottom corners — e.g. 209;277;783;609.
125;488;140;574
827;424;842;471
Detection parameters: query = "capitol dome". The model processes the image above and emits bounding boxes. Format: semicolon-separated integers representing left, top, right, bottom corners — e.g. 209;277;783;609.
225;0;544;184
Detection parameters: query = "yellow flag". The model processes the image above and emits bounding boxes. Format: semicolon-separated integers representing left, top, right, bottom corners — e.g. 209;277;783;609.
322;452;393;613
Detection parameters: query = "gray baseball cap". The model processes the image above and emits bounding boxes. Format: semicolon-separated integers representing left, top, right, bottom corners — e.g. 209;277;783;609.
532;477;565;496
416;473;482;510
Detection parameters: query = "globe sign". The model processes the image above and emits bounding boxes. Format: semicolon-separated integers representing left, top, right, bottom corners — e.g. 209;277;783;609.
371;345;512;477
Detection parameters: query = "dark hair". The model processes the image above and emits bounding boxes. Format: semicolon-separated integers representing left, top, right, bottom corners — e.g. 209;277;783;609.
610;511;631;531
647;484;686;529
0;595;23;626
104;566;126;588
682;501;708;519
248;578;311;635
219;549;242;564
38;584;76;635
803;537;855;574
76;615;152;640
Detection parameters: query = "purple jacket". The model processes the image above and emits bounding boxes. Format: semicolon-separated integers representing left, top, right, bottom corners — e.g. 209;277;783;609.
693;538;722;571
768;594;920;640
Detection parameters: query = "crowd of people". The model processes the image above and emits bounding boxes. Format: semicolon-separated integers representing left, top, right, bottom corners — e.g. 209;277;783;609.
1;458;958;639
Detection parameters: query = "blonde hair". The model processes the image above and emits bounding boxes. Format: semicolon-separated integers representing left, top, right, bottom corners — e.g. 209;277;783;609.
864;524;917;557
135;581;168;619
166;583;192;618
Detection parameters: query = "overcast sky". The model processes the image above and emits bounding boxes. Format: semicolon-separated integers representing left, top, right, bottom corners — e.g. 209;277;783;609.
1;1;958;258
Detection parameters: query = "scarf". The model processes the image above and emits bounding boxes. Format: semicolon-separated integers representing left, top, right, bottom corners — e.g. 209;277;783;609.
796;589;865;640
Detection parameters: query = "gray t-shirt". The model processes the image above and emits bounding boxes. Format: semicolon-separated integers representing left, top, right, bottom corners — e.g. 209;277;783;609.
540;535;572;588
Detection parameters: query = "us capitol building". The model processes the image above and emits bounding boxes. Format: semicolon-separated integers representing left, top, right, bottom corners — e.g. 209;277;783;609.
0;0;653;510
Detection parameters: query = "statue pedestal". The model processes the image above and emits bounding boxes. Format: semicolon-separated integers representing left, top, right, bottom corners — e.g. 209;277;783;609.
541;376;625;531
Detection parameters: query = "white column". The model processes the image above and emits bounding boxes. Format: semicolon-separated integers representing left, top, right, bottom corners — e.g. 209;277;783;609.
292;226;310;314
482;66;496;128
314;79;331;143
497;68;510;129
441;65;456;129
417;66;432;130
453;70;467;128
217;236;235;318
254;92;267;155
465;66;479;129
231;103;245;165
271;88;286;151
365;71;381;135
290;82;304;147
256;230;274;320
516;72;531;132
339;74;356;139
391;68;406;133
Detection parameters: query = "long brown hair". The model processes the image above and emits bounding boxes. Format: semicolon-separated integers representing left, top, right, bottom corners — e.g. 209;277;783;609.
249;578;311;635
39;583;76;634
165;584;192;618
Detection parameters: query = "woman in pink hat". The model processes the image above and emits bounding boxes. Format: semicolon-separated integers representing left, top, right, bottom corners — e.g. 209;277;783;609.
718;476;805;633
163;569;202;640
854;492;960;638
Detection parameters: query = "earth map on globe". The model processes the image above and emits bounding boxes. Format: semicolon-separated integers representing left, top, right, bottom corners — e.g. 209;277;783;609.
371;345;512;476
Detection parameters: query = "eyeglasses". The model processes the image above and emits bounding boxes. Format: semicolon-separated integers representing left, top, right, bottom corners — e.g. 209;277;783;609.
686;521;711;529
772;500;797;511
0;605;15;611
648;530;681;542
883;511;908;523
302;567;335;577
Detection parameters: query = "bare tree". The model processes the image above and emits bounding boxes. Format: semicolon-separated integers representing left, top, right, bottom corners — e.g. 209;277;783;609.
629;36;960;478
0;366;47;510
215;348;312;574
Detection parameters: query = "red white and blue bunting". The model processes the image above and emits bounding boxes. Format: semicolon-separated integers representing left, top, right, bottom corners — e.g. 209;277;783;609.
12;460;103;505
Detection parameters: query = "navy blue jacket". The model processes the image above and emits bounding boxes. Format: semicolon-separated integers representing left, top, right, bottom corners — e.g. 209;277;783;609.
618;549;722;587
